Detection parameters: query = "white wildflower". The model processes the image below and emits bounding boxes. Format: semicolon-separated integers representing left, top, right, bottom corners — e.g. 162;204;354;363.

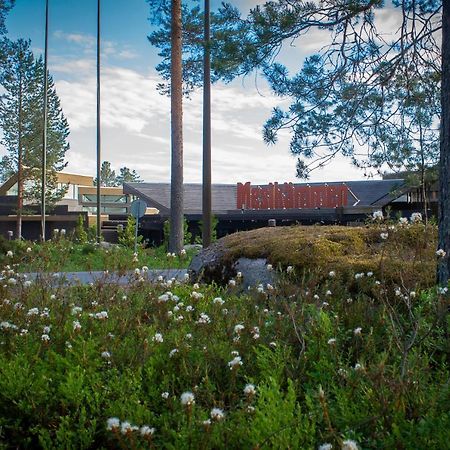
169;348;178;357
27;307;39;316
6;250;13;257
234;324;245;334
101;351;111;359
286;265;294;274
266;264;273;271
193;283;200;289
95;311;108;320
353;327;362;336
152;333;163;343
71;306;82;315
228;356;243;369
398;217;408;225
106;417;120;431
243;384;256;396
327;338;336;345
318;444;333;450
140;425;155;437
236;271;242;278
186;305;194;312
228;279;236;287
372;210;383;221
26;247;32;253
436;249;446;258
342;439;359;450
197;313;211;324
41;334;50;342
158;293;169;303
210;407;225;421
380;232;388;240
73;320;81;331
213;297;225;305
190;291;203;300
43;326;51;334
180;391;195;406
410;212;422;223
161;391;170;399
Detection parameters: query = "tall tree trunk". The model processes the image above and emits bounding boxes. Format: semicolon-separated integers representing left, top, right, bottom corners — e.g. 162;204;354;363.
16;70;23;239
169;0;184;253
202;0;212;248
438;0;450;286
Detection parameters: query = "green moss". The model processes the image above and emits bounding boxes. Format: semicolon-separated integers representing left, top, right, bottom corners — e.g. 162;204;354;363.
220;224;437;287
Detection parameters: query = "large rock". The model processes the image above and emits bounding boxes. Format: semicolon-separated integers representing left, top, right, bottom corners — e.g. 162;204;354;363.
188;241;275;288
188;240;233;284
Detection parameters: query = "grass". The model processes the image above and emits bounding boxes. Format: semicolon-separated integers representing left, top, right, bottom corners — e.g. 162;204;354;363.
0;238;197;273
0;217;449;449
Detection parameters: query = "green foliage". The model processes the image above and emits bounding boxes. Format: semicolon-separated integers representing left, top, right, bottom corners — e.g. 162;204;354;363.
0;38;69;205
74;214;88;244
0;246;449;448
164;217;192;249
117;215;143;249
94;161;142;187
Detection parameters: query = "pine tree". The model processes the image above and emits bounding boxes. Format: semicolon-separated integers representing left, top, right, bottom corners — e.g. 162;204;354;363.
115;166;142;184
0;0;14;36
94;161;117;187
0;38;69;236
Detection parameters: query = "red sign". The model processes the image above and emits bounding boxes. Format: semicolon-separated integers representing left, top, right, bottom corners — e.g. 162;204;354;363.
237;182;348;209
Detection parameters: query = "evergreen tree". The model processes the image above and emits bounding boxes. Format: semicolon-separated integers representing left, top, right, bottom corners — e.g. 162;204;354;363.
0;0;14;36
94;161;117;187
115;166;142;185
0;38;69;226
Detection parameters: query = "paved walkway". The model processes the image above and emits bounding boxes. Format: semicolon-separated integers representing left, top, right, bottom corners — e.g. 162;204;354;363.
27;269;188;285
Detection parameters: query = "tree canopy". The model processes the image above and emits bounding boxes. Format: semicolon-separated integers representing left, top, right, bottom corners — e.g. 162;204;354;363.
0;38;69;206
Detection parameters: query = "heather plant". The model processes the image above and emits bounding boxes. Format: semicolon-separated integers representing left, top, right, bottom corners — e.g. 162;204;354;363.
0;219;449;448
0;219;450;449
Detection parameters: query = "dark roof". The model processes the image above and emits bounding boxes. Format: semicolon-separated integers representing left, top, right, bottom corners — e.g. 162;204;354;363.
123;179;405;213
345;179;405;206
124;182;237;214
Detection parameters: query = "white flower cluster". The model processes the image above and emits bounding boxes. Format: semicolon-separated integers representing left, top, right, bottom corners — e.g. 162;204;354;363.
410;212;422;223
243;383;256;396
372;210;383;221
213;297;225;305
180;391;195;406
210;407;225;421
196;313;211;324
152;333;163;343
228;355;243;370
106;417;155;437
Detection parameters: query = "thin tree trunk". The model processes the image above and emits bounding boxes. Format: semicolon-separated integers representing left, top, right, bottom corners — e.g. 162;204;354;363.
169;0;184;253
16;70;23;240
438;0;450;286
202;0;212;248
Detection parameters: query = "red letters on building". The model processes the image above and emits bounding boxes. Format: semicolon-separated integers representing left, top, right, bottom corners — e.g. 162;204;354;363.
237;182;348;209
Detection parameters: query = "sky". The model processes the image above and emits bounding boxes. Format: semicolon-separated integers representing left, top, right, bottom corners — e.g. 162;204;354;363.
2;0;378;185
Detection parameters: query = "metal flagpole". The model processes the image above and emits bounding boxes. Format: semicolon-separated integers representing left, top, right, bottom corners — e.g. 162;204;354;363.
41;0;49;241
96;0;101;243
202;0;212;248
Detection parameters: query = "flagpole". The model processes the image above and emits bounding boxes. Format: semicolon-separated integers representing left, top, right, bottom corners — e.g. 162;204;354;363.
41;0;49;241
96;0;101;243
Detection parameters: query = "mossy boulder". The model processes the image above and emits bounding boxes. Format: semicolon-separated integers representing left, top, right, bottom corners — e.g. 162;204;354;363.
189;224;437;287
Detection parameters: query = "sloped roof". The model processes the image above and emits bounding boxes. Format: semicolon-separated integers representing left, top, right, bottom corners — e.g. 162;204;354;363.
124;182;237;214
124;179;405;213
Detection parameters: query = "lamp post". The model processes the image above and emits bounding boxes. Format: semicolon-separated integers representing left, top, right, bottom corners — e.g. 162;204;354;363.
202;0;212;247
96;0;101;243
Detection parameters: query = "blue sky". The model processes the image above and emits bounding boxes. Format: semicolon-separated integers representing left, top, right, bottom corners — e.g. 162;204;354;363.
2;0;376;184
